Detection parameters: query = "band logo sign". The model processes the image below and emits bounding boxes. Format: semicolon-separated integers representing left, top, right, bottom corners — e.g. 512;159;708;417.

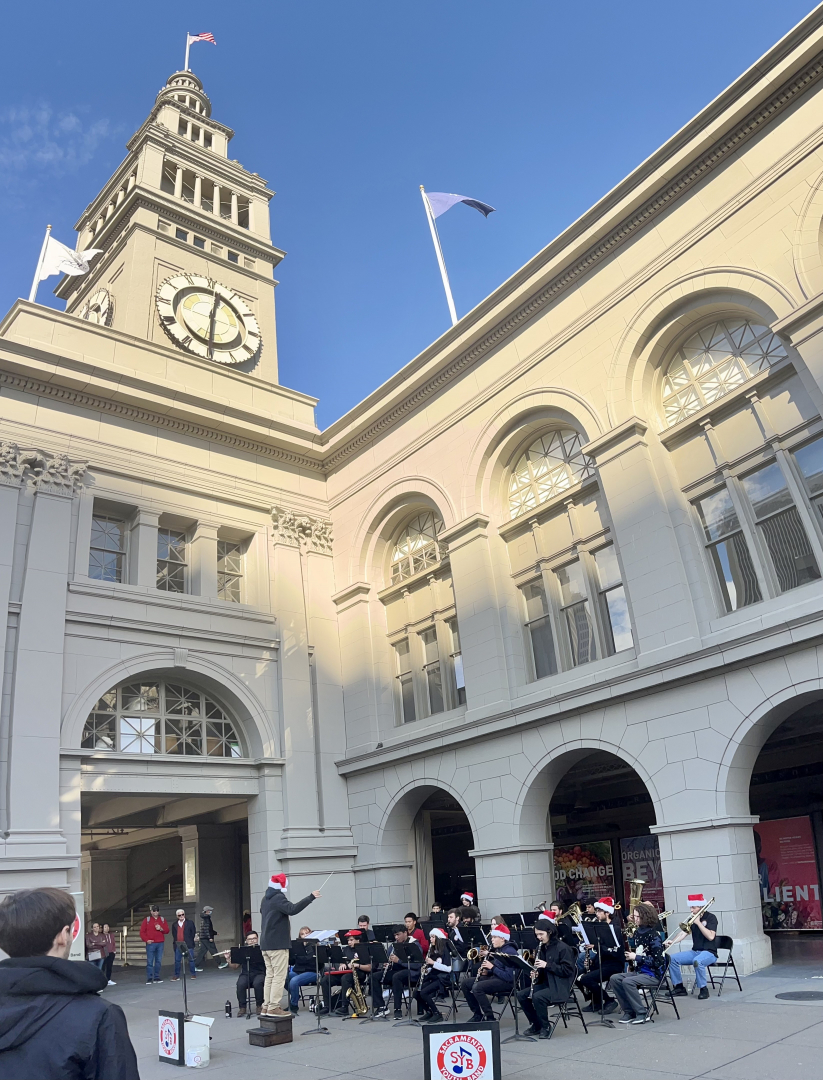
159;1018;178;1057
433;1033;489;1080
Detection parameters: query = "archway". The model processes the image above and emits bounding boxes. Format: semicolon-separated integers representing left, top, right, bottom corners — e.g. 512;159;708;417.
749;697;823;957
415;790;476;913
548;750;659;912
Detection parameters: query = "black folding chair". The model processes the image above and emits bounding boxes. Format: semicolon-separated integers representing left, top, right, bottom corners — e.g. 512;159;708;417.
707;936;742;996
639;968;681;1023
545;974;589;1039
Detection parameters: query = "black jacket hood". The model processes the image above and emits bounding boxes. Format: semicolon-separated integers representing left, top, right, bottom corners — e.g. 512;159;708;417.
0;955;107;1051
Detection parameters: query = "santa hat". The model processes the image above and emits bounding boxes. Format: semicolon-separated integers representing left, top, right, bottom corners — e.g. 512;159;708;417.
687;892;706;906
430;927;447;940
490;923;510;941
460;892;475;903
539;909;556;921
269;873;288;891
536;912;556;929
594;896;615;914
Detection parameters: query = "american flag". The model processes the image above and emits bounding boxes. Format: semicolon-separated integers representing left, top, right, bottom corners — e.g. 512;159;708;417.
188;31;216;44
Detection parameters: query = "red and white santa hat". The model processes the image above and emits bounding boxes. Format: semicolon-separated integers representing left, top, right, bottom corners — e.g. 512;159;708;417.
460;892;475;903
594;896;615;914
430;927;447;940
537;910;557;925
687;892;706;906
269;873;288;891
490;923;511;941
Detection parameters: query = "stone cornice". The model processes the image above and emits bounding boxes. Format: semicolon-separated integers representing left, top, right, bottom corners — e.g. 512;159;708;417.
320;45;823;474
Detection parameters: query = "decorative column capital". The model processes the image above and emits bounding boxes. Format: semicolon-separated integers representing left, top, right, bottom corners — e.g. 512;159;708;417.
271;505;333;553
0;442;88;495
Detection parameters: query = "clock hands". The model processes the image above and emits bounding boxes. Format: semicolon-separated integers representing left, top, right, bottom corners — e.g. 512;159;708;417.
207;291;221;359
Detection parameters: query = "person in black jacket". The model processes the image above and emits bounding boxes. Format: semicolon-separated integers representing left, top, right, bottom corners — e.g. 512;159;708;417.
578;896;624;1015
517;914;576;1039
193;905;228;971
228;931;266;1015
170;908;197;981
0;887;139;1080
460;923;517;1022
259;872;319;1016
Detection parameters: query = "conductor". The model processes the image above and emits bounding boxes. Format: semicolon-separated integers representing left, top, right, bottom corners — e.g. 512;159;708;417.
259;873;320;1016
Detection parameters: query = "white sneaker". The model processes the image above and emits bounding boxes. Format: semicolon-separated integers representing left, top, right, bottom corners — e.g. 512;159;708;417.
107;980;116;986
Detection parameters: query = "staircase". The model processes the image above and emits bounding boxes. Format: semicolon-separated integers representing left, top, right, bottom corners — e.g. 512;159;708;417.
109;881;187;967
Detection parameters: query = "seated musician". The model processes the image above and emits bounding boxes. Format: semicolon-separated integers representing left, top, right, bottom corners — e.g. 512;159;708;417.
446;908;468;958
582;901;597;922
380;925;422;1020
460;923;517;1022
227;931;266;1016
318;930;370;1016
286;926;316;1014
607;901;668;1024
547;902;582;950
578;896;624;1015
429;901;443;920
666;892;717;1001
517;912;576;1039
414;928;452;1023
405;912;428;951
357;915;376;942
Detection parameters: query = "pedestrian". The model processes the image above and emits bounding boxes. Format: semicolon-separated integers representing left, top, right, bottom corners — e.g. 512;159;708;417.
84;922;107;971
139;904;169;985
170;908;197;982
101;923;116;986
242;910;252;937
0;887;140;1079
259;873;319;1016
193;905;229;970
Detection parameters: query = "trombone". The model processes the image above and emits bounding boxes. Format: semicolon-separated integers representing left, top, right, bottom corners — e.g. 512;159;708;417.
678;897;715;933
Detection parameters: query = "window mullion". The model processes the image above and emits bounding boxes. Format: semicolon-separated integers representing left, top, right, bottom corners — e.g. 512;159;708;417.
541;566;570;671
579;550;609;658
433;617;454;710
726;475;774;599
776;447;823;568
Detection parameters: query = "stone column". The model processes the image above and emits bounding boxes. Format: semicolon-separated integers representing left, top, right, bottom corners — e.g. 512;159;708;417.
0;449;24;838
190;521;219;598
584;418;700;661
653;817;771;974
1;452;87;889
231;192;239;225
194;175;202;209
332;583;384;751
213;184;222;218
174;165;183;200
128;508;160;588
470;844;555;916
773;293;823;414
439;514;510;713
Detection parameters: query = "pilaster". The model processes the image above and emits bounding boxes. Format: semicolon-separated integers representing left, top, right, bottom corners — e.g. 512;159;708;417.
128;507;161;588
190;520;219;598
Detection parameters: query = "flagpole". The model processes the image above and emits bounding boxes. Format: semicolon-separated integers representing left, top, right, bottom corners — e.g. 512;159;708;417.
420;186;458;327
28;225;52;304
184;34;191;71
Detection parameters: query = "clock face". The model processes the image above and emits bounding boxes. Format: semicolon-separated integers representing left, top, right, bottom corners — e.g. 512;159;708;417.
81;288;113;326
155;274;261;365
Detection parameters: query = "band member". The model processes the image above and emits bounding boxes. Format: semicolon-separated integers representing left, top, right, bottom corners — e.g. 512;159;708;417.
460;923;517;1022
583;902;597;922
260;873;319;1017
460;906;481;925
404;913;427;951
548;903;582;949
286;926;316;1014
429;902;443;918
446;909;468;958
414;928;452;1022
517;913;576;1039
382;925;422;1019
578;896;624;1014
460;891;476;909
607;901;668;1024
228;931;266;1015
318;930;369;1016
357;915;376;942
666;892;718;1001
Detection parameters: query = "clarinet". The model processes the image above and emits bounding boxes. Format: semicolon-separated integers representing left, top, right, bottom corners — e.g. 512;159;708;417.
528;940;545;1000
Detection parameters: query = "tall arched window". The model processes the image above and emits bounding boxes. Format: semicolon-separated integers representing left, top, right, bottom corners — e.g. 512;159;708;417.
390;511;445;584
81;679;243;757
661;318;787;427
508;429;593;519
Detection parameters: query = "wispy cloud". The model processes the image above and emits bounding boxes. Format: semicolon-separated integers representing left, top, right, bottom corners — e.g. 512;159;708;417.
0;105;114;175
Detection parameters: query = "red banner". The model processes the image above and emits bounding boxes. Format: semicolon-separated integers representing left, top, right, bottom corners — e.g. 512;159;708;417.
620;835;665;912
754;817;822;930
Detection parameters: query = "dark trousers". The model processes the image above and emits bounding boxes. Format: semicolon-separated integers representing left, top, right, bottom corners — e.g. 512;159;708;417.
103;952;115;981
578;958;623;1006
320;972;345;1010
194;938;220;966
237;972;265;1009
461;975;511;1018
415;972;449;1014
517;986;562;1029
391;965;421;1012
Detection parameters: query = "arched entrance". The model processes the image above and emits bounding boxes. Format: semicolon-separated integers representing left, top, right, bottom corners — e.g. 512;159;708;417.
749;698;823;948
414;790;476;912
548;750;659;912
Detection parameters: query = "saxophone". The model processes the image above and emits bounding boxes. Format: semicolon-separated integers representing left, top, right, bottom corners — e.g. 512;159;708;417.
346;958;369;1017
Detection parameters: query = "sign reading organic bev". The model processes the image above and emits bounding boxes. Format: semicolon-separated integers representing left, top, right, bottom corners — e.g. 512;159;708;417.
553;841;615;908
620;835;665;911
754;816;823;930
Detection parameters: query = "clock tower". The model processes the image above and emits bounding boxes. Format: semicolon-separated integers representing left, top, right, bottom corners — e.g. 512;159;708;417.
55;71;283;382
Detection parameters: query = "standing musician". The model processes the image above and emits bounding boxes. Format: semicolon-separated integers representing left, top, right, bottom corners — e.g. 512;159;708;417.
460;923;517;1022
318;930;370;1016
414;928;452;1023
666;892;717;1001
517;912;576;1040
607;901;668;1024
577;896;624;1015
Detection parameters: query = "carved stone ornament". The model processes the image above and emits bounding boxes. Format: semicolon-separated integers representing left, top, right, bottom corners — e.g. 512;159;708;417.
271;505;333;553
0;442;88;494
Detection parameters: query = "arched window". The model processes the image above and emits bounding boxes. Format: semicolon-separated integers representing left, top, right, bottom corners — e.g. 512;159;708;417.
390;511;445;585
508;429;593;519
661;318;787;427
81;679;243;757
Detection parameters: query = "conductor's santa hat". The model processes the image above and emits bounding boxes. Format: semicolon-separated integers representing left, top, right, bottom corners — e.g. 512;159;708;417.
269;873;288;891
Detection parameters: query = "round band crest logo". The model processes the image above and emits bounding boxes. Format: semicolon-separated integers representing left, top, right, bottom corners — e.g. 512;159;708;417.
160;1018;177;1056
436;1034;487;1080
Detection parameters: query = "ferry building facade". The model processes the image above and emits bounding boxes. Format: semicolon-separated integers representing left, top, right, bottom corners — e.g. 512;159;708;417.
6;10;823;972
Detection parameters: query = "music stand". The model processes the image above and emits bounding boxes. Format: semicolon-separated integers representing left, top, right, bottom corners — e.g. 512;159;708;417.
460;925;487;948
230;946;260;1019
495;953;536;1043
588;924;614;1029
359;941;390;1025
301;942;330;1037
371;923;395;943
391;941;424;1028
501;912;525;931
521;912;539;928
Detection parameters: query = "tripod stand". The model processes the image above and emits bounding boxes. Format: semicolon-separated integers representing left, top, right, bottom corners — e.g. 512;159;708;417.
392;942;424;1028
301;943;329;1037
498;954;536;1043
359;942;390;1025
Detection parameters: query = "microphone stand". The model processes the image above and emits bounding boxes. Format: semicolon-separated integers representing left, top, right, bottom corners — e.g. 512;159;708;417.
302;943;329;1037
179;942;192;1019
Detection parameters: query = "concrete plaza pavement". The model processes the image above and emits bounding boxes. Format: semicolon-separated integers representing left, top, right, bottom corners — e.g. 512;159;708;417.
105;941;823;1080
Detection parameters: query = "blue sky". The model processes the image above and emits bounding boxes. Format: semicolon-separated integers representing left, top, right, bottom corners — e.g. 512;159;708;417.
0;1;816;428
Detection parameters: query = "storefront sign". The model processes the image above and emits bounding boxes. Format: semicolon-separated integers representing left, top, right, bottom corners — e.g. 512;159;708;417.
754;816;823;930
619;835;664;911
553;841;615;908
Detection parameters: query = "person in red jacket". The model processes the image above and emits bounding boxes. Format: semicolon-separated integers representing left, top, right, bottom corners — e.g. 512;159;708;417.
139;905;169;985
